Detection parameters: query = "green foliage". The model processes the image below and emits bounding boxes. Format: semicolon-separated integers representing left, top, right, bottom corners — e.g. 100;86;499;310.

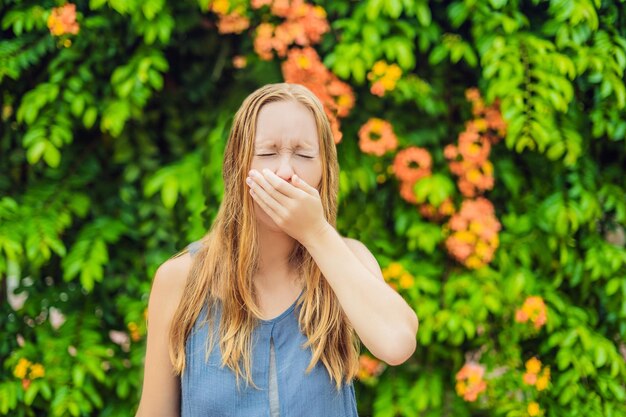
1;0;625;416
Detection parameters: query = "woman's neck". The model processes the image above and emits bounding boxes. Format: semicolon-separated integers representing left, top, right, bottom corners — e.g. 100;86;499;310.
254;224;300;292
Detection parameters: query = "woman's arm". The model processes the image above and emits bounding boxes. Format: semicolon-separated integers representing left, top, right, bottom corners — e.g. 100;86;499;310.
135;255;190;417
304;227;418;365
246;169;418;365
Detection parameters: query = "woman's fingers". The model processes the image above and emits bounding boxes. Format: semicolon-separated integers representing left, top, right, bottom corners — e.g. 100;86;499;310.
247;174;285;211
249;187;285;223
258;169;305;199
248;170;289;203
291;174;319;197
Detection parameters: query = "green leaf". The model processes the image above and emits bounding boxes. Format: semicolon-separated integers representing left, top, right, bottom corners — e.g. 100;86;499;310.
90;0;108;9
396;39;414;69
23;383;39;405
365;0;384;20
384;0;403;18
594;345;607;368
43;142;61;168
413;174;455;206
161;176;179;208
83;107;98;129
22;127;46;147
363;23;380;46
142;0;164;20
70;95;85;117
351;59;366;84
26;140;46;164
416;1;431;26
429;44;448;65
73;366;85;388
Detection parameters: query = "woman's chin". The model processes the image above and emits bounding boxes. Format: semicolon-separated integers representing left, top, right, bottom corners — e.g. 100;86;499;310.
254;211;283;233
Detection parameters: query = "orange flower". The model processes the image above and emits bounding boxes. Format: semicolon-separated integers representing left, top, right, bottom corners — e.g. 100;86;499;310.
232;55;247;68
464;87;506;142
328;80;354;117
282;47;354;143
358;118;398;156
418;197;456;221
383;262;404;279
515;296;548;329
47;3;80;36
13;358;31;379
536;368;550;391
484;106;506;139
29;363;45;379
14;359;45;383
525;357;542;374
445;88;505;198
357;354;386;380
393;147;432;182
515;309;528;322
382;262;414;290
21;378;31;390
128;321;141;342
455;362;487;402
466;87;485;116
251;0;272;8
254;23;275;60
523;371;537;385
465;87;481;102
445;129;494;198
253;1;329;60
522;356;550;390
445;198;501;268
443;144;458;159
457;129;490;164
208;0;250;34
370;81;385;97
528;401;541;416
283;47;327;83
399;180;418;204
209;0;230;14
270;0;292;17
367;61;402;97
399;273;414;289
216;11;250;34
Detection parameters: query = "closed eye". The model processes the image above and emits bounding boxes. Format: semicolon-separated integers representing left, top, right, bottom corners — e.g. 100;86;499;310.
298;155;314;159
257;153;276;156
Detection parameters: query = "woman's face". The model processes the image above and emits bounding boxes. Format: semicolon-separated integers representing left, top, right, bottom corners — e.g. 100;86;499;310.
250;99;323;231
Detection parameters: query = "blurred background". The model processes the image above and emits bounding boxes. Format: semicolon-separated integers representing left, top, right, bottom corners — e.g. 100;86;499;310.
1;0;625;416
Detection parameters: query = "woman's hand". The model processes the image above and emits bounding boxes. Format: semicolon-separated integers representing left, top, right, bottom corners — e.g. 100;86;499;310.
246;168;330;245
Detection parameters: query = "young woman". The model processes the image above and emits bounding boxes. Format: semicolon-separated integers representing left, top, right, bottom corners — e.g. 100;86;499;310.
135;83;418;417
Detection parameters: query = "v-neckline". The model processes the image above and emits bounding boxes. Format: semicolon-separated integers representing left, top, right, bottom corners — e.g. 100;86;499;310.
259;288;305;325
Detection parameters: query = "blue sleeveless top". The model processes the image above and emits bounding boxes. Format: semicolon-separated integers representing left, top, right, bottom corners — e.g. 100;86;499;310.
180;241;359;417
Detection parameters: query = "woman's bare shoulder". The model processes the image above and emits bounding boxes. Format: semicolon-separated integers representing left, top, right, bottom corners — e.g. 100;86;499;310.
160;249;193;276
340;236;373;257
151;250;194;310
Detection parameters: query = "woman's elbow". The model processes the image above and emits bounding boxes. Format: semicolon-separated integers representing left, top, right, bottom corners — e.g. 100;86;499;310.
386;337;416;366
383;320;418;366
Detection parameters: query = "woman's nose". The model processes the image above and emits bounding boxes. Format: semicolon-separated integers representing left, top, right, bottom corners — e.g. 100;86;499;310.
275;154;295;182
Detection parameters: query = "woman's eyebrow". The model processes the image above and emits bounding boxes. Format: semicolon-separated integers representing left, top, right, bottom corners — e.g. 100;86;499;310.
255;140;318;150
294;143;317;150
255;142;276;149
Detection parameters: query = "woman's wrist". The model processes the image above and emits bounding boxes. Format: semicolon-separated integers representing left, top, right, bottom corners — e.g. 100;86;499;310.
300;220;335;249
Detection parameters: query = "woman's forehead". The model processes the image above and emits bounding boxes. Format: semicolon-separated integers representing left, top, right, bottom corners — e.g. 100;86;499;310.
254;101;319;148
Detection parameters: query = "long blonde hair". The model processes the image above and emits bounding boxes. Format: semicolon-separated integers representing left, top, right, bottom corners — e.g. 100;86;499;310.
168;83;360;390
